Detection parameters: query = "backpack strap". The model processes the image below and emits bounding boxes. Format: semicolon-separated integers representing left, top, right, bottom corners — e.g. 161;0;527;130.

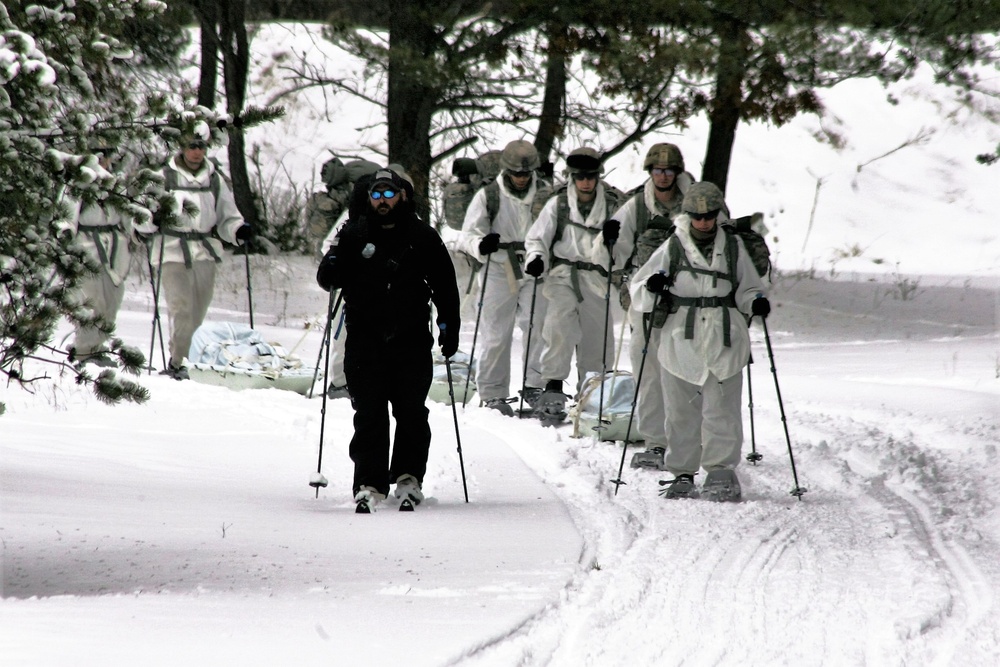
78;222;124;269
161;167;224;267
660;233;738;346
628;187;649;237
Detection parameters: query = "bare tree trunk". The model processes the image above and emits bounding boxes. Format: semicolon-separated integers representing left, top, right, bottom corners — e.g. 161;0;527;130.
195;0;218;108
700;17;750;195
217;0;262;232
535;21;568;167
386;3;438;221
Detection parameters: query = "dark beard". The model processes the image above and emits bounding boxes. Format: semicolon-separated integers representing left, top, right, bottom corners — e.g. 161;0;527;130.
374;203;406;227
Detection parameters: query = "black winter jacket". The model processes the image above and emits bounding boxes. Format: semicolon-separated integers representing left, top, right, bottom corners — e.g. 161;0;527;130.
317;206;460;348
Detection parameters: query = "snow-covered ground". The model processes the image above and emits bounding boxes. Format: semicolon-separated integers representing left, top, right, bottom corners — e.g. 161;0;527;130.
3;21;1000;667
2;251;998;665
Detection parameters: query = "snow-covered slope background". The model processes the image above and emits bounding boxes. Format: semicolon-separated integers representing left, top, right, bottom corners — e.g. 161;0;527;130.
2;23;999;666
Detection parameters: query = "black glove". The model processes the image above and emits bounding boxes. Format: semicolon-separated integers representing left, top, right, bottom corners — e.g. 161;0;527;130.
316;252;337;292
438;322;459;359
525;256;544;277
235;223;252;244
751;296;771;318
478;232;500;255
602;219;620;247
645;272;669;294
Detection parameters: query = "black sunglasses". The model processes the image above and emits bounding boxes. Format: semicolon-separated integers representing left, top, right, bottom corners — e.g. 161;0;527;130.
572;172;599;181
370;189;397;200
688;209;720;221
651;167;678;176
508;170;532;178
186;140;208;150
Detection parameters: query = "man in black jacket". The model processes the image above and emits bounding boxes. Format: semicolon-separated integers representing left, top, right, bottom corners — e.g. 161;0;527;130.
317;168;461;513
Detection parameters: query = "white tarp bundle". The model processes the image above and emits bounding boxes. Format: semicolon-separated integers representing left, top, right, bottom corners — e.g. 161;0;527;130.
187;322;317;394
428;350;475;406
570;370;642;443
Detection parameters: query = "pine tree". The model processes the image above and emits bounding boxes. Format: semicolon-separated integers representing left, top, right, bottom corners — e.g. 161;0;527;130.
0;1;181;410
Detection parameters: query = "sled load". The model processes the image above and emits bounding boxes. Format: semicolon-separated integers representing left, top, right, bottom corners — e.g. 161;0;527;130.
186;322;318;395
427;349;475;406
569;370;643;443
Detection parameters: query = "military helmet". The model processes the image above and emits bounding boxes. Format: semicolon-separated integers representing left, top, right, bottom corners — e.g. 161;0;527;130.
500;140;540;172
643;142;685;172
178;119;212;147
682;181;725;216
565;146;604;174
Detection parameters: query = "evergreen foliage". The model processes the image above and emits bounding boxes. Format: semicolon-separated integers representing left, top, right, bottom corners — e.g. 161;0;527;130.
1;0;191;411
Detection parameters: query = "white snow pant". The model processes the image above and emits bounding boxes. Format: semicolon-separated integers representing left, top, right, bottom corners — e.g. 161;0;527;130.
160;260;217;367
474;262;546;401
539;275;613;395
325;298;347;387
73;268;127;355
662;369;744;476
628;308;667;449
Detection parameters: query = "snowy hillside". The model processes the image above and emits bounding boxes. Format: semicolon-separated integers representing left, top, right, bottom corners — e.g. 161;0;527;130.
240;23;1000;278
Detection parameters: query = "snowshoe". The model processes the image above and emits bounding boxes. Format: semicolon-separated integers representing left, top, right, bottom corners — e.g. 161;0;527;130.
69;346;115;368
393;474;424;509
658;474;699;499
630;446;666;470
484;397;515;417
519;386;544;409
160;364;190;381
354;486;384;514
534;380;568;426
702;469;742;502
326;383;350;400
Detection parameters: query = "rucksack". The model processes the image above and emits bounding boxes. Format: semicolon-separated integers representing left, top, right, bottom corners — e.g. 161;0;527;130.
442;150;507;231
307;159;380;253
649;213;771;330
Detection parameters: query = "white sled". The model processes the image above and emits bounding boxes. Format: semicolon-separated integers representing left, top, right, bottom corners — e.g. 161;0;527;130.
570;370;642;443
428;350;475;406
185;322;320;396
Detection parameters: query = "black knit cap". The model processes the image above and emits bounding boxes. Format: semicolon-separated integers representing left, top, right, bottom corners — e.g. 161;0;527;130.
368;169;403;194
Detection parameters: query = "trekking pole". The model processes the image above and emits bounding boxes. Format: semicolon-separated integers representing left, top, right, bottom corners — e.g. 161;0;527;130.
146;234;167;374
243;241;255;329
309;290;341;399
309;293;338;498
745;349;762;464
444;357;470;502
593;250;615;435
462;254;491;407
611;291;660;495
760;315;807;499
516;276;540;418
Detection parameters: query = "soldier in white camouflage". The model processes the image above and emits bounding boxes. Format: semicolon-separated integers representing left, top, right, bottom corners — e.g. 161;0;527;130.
524;146;625;424
609;143;696;468
629;182;769;501
460;140;552;415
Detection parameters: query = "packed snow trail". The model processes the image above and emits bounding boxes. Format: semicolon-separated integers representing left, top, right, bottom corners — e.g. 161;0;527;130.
454;335;1000;666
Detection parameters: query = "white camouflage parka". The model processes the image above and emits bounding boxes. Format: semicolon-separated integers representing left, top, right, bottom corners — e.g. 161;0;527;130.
628;214;766;385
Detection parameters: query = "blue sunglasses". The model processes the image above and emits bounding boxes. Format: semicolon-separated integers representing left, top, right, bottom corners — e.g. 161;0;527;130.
370;189;397;200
